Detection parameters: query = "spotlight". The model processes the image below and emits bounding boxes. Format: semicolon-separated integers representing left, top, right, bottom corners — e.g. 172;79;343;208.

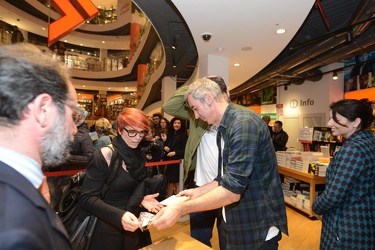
332;72;338;80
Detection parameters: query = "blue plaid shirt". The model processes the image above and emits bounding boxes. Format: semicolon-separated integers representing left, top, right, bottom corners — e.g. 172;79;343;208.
216;104;288;249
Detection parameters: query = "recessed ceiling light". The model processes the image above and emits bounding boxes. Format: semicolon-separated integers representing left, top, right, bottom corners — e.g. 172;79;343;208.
42;27;45;30
241;47;252;51
234;63;240;67
275;28;286;34
80;44;83;46
216;48;224;51
83;85;85;87
108;87;111;90
102;41;105;44
64;40;67;42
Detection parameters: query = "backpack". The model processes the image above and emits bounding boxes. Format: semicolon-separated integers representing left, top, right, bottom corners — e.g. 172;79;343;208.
57;147;119;250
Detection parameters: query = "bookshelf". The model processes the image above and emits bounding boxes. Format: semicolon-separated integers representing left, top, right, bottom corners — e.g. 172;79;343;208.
279;165;326;217
77;97;94;118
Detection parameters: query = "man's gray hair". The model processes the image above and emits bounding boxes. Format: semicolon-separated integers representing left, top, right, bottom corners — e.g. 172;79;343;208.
185;77;224;103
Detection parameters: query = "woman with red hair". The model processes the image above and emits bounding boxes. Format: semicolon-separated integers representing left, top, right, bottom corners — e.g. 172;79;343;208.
80;108;163;250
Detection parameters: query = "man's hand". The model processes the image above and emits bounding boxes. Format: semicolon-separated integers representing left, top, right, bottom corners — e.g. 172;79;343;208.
152;203;183;230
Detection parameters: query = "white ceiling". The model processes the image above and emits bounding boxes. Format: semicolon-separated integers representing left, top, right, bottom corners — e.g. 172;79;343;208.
0;0;316;93
172;0;315;91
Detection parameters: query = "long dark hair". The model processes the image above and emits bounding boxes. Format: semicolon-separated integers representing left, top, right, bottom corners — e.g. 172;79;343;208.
330;99;374;130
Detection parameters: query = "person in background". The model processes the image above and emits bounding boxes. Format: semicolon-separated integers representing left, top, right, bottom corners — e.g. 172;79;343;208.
163;117;188;197
140;129;164;177
262;115;273;136
162;76;250;248
272;120;288;151
313;99;375;249
11;25;24;44
94;118;117;150
152;112;162;140
159;117;170;135
153;78;288;249
47;105;94;209
0;43;76;249
80;108;163;250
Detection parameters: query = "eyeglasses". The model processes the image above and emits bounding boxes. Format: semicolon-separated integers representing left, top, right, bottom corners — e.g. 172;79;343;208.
124;128;147;138
61;100;88;126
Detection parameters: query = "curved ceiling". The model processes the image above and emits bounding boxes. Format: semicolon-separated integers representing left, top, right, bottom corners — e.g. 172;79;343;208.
1;0;374;105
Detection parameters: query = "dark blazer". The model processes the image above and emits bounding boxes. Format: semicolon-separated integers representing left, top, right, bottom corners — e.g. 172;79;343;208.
0;161;72;250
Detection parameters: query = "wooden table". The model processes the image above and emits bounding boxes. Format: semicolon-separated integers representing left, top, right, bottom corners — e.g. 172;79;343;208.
278;165;326;217
140;232;212;249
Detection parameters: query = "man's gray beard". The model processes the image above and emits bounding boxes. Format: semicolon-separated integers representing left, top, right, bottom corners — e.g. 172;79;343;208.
39;112;73;167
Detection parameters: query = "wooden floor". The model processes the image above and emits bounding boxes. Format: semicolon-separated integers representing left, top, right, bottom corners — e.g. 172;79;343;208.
149;205;322;249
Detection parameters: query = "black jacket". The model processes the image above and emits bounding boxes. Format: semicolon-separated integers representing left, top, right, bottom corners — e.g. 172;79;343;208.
64;124;94;170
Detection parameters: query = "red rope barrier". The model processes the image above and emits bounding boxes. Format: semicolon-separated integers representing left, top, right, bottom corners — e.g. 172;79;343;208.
44;159;181;177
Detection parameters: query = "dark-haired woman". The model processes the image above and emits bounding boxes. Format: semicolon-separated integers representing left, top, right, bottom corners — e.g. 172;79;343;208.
163;117;188;197
312;99;375;249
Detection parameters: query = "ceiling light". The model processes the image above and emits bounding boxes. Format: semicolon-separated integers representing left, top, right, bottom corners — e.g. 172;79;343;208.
83;85;85;87
102;41;105;44
275;28;286;34
234;63;240;67
217;48;225;51
332;72;338;80
108;87;111;90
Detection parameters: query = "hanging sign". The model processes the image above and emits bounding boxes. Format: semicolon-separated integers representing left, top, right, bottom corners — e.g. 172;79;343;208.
48;0;99;47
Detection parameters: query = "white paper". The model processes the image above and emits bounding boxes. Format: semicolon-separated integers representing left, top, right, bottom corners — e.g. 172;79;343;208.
160;195;189;206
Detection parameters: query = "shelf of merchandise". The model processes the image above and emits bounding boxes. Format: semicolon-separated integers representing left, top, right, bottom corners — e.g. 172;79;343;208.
107;98;124;120
77;98;94;117
278;165;326;217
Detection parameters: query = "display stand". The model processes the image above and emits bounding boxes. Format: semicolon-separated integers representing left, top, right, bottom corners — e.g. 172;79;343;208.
278;165;326;217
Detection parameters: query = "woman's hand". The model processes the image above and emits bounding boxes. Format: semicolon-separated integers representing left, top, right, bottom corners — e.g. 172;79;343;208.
121;211;140;232
141;193;164;214
312;211;323;220
164;146;170;152
166;151;176;157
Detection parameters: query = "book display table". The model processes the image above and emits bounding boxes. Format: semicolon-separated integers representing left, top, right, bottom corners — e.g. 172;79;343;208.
278;165;326;217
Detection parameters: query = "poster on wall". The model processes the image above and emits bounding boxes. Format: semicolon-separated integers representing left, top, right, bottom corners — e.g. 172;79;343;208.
261;86;276;105
237;91;261;106
344;50;375;92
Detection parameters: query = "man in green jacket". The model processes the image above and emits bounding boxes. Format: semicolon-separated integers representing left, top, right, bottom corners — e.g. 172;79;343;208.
162;76;253;248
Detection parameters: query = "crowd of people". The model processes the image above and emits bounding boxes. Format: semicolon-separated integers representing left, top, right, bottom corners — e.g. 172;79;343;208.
1;43;374;250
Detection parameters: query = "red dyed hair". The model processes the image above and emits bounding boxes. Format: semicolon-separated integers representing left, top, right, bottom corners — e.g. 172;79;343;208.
116;108;150;134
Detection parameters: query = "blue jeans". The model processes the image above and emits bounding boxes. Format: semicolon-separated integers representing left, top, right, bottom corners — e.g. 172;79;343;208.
190;208;227;249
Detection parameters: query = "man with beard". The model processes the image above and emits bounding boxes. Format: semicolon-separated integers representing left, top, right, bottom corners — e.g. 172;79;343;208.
0;43;78;249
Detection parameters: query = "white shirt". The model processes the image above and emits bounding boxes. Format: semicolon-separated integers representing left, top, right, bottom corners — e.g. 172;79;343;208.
0;146;43;189
195;125;219;186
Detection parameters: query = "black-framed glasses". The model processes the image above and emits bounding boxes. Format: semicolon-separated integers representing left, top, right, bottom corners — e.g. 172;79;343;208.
61;100;88;126
124;128;147;138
